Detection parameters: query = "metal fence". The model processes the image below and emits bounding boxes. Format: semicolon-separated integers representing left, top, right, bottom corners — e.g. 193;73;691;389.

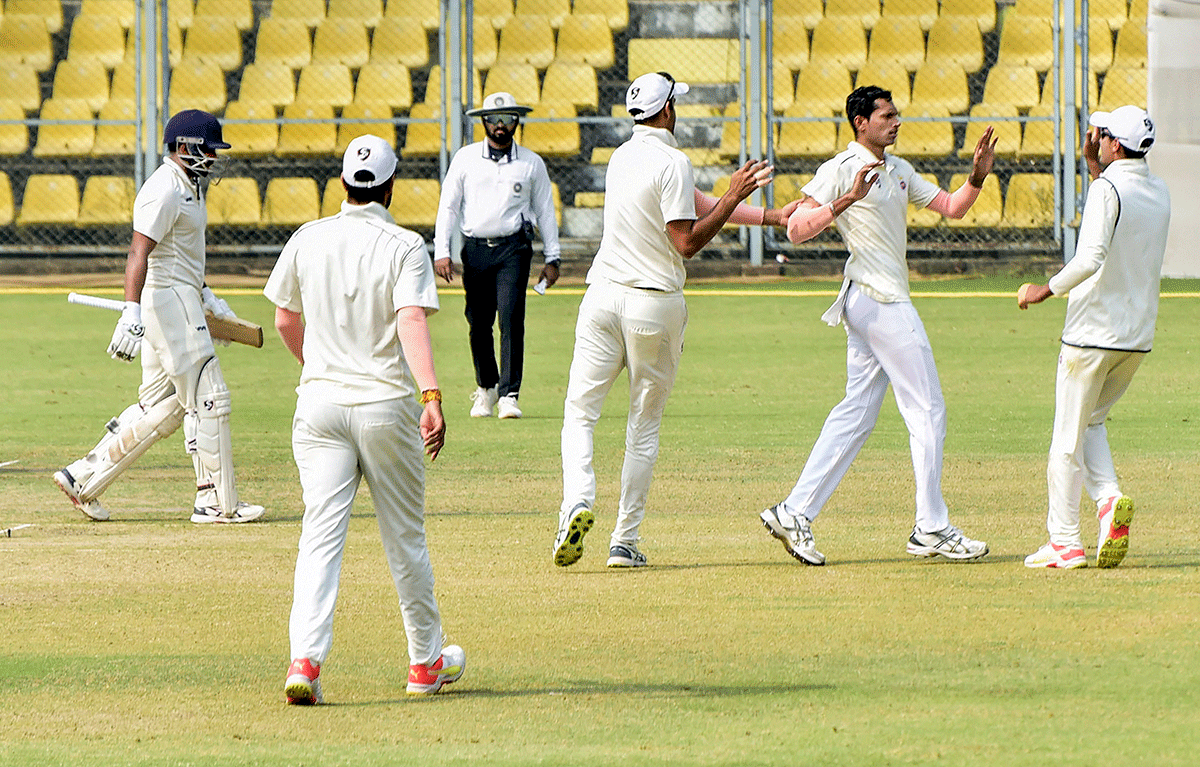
0;0;1149;264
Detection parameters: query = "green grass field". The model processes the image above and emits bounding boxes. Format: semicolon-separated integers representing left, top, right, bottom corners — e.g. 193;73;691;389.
3;277;1199;766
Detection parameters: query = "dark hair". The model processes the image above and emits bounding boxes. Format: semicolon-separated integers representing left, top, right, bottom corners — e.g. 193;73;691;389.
346;173;392;205
1121;144;1148;159
845;86;893;133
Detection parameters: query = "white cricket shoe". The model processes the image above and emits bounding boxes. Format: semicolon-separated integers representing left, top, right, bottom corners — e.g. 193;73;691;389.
191;501;265;524
760;504;825;565
53;469;109;521
1096;495;1135;569
607;542;648;568
1024;541;1087;569
497;394;522;419
906;524;989;561
553;503;594;567
469;386;498;417
407;644;465;694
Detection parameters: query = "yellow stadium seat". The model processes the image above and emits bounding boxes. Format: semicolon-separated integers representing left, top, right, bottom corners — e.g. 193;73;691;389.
278;101;337;154
169;59;226;113
589;146;613;164
296;64;355;107
945;172;1001;228
520;101;578;156
574;191;604;208
108;62;141;102
263;177;320;225
880;0;938;32
938;0;996;34
776;107;839;159
996;19;1054;71
484;63;540;107
773;173;812;206
867;17;925;73
222;100;279;155
182;17;241;71
515;0;571;28
1129;0;1147;21
69;15;130;70
336;100;395;153
808;18;868;71
0;173;12;225
33;99;96;157
1039;68;1099;108
206;176;261;225
464;16;498;68
269;0;326;27
1018;103;1056;159
855;60;911;110
236;62;296;108
170;0;195;30
892;107;953;157
556;14;613;69
320;176;342;218
401;102;443;155
388;178;440;228
717;102;768;161
6;0;62;34
122;16;182;66
193;0;253;31
769;65;795;113
79;175;136;225
925;17;983;73
0;102;30;155
774;0;823;29
0;64;42;112
573;0;628;31
327;0;383;27
385;0;439;30
981;65;1040;110
627;38;739;83
311;18;370;67
475;0;515;29
92;98;138;155
910;63;969;115
1087;19;1115;74
773;17;810;72
1098;66;1147;110
1113;24;1146;69
52;58;111;113
541;61;598;110
254;18;313;68
1008;0;1052;21
1002;173;1055;228
907;173;941;228
1090;0;1129;29
958;104;1020;159
794;62;853;114
370;18;429;68
354;63;413;110
422;65;484;109
824;0;881;30
0;14;54;71
496;14;555;68
80;0;136;29
17;174;79;225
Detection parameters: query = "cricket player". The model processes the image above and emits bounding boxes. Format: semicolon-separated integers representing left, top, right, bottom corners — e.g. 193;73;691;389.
434;91;561;420
53;109;264;524
1019;105;1171;570
266;135;464;704
553;71;797;569
759;85;996;565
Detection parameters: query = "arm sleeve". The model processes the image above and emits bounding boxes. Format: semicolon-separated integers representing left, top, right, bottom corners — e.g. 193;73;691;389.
1048;180;1119;295
432;153;466;262
132;183;179;244
529;155;561;260
392;234;440;316
660;155;697;223
693;188;767;226
263;236;302;313
786;200;836;244
924;182;981;219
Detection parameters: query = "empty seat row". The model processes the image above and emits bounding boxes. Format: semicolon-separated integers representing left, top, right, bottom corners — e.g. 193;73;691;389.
268;0;628;32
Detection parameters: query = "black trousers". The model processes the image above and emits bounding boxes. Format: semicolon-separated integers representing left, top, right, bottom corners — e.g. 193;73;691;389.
460;235;534;398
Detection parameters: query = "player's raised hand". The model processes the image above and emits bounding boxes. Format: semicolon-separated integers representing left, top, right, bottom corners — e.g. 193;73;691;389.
107;302;144;362
969;126;998;185
848;160;883;202
433;257;455;283
420;401;446;461
727;159;774;202
1083;127;1102;180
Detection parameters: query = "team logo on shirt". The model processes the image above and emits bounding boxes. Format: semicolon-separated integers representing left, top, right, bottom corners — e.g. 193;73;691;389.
513;182;523;193
899;180;906;190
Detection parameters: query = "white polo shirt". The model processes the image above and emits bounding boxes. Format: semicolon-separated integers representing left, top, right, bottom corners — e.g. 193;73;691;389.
433;140;561;263
134;157;208;292
803;142;941;302
264;201;440;406
587;125;696;293
1050;159;1171;352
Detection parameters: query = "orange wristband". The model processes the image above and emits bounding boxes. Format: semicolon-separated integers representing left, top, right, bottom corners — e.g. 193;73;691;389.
419;389;442;404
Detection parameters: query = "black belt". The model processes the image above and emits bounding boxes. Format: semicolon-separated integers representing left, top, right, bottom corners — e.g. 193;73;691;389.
465;232;525;248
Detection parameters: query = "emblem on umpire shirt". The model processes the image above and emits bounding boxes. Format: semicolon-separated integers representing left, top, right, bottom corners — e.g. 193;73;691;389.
513;182;522;193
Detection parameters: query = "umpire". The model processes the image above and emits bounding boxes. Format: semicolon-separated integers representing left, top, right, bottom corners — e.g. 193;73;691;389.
433;92;561;419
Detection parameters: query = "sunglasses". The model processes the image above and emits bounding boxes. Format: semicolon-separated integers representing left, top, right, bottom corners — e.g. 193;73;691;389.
1097;128;1114;140
483;114;519;128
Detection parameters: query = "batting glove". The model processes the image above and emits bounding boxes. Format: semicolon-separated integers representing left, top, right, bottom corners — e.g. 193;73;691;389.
200;286;236;319
107;302;144;362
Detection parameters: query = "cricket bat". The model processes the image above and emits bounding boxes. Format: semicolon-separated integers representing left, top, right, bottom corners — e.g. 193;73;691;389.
67;292;264;348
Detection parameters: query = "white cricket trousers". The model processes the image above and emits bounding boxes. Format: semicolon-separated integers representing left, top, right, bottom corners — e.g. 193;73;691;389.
783;283;950;532
289;392;443;667
1045;345;1144;547
561;280;687;547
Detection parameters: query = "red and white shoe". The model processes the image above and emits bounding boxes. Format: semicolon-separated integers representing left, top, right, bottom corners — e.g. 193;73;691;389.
284;658;323;705
407;645;465;694
1024;542;1087;569
1096;496;1135;569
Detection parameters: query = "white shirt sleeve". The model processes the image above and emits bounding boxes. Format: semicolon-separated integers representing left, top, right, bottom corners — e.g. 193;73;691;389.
801;157;845;207
904;161;941;208
392;235;440;315
1049;179;1119;296
263;236;302;313
132;181;179;244
529;154;561;261
660;154;696;223
433;152;467;263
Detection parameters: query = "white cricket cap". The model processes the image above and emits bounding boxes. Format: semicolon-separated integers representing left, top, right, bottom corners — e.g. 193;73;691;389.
1090;105;1155;153
626;72;690;121
342;134;397;188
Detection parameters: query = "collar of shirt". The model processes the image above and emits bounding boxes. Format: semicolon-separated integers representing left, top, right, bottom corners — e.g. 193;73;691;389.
1103;158;1149;179
848;141;893;172
162;155;199;191
482;141;516;163
632;123;680;149
339;200;395;222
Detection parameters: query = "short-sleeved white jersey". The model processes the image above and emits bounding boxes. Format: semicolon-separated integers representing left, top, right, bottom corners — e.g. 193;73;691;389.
586;125;696;293
803;142;941;302
264;201;439;405
134;157;208;291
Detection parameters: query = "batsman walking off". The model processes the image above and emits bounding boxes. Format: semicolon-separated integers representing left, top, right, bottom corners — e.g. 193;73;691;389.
53;110;264;524
266;135;464;704
760;86;996;566
1019;106;1171;570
